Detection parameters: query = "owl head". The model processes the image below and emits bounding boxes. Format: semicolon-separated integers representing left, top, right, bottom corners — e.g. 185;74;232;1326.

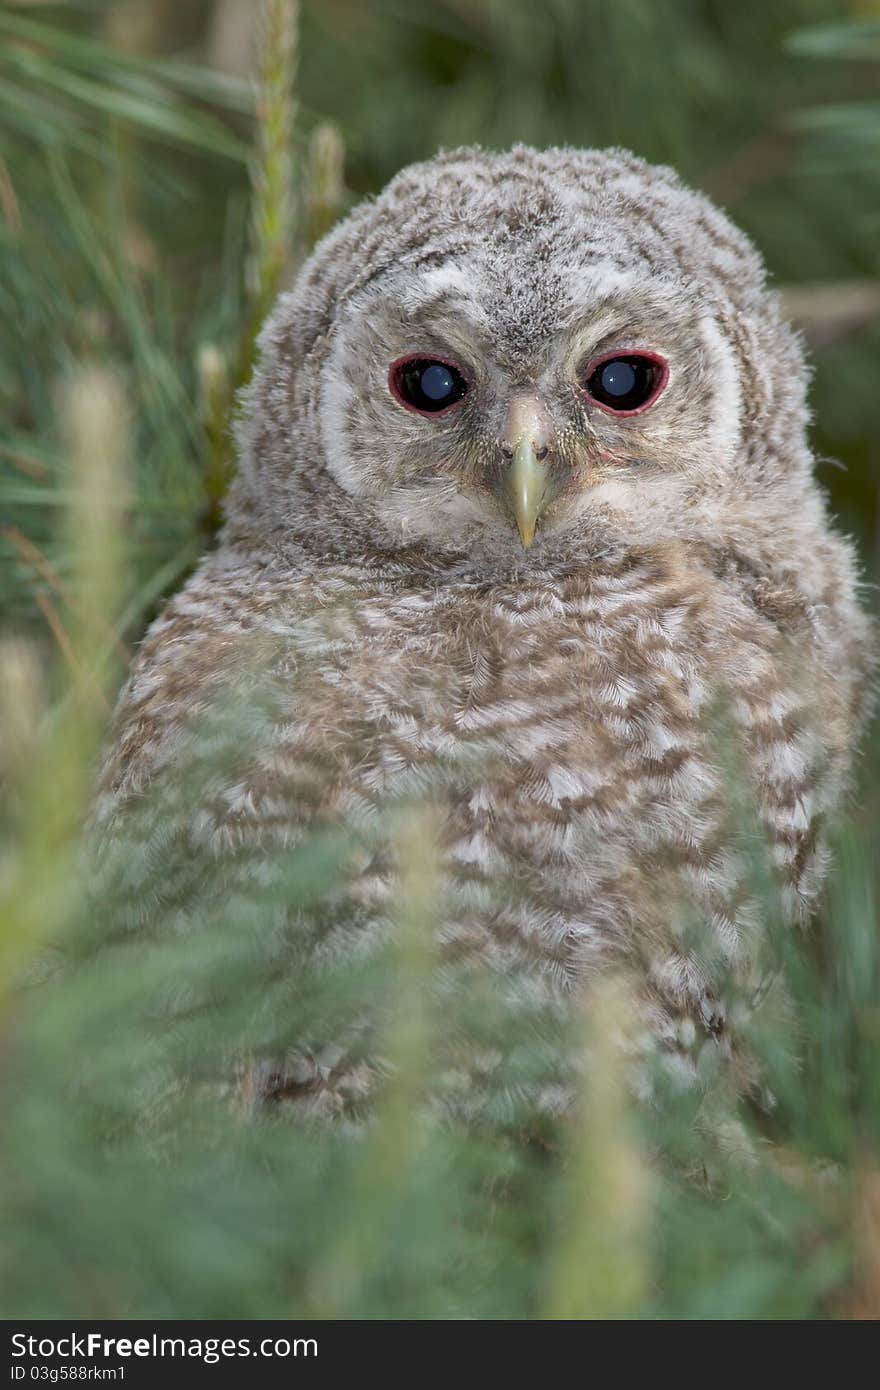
230;146;816;571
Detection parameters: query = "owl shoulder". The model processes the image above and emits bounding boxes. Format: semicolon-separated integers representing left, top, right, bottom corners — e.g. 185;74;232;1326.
96;550;318;816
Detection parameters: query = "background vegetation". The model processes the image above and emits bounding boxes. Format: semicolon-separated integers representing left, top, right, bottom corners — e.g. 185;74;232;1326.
0;0;878;1320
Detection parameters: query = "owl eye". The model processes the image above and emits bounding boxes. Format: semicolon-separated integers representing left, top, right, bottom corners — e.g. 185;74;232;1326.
390;356;469;416
582;352;668;416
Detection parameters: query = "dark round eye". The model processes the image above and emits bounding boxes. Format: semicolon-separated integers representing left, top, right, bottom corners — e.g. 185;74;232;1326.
583;353;667;415
390;357;469;415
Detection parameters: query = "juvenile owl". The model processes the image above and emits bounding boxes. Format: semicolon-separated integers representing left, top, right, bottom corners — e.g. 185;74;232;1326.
98;146;874;1116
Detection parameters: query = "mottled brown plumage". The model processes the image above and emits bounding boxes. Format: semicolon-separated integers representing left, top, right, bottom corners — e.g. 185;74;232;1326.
98;146;874;1117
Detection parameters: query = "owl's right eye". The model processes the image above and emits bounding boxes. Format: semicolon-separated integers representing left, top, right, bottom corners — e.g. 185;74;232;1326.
389;356;469;416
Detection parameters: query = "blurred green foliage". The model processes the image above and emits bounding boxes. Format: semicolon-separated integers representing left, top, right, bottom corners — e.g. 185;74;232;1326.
1;0;879;1321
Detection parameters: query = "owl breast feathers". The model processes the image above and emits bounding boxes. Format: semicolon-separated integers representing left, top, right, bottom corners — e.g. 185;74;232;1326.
98;146;874;1116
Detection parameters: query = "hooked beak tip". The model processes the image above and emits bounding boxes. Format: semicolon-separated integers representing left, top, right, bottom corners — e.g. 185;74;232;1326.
517;518;537;548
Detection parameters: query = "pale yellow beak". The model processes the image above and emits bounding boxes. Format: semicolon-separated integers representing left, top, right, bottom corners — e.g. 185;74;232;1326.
500;394;553;548
504;435;549;548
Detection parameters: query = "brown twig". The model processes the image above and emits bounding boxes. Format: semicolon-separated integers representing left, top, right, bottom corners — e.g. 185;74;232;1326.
0;155;22;237
3;449;49;480
4;524;129;665
34;591;111;715
780;280;880;350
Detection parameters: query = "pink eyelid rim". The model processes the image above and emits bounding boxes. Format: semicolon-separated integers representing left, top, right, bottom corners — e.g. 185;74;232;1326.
388;353;471;417
581;349;669;417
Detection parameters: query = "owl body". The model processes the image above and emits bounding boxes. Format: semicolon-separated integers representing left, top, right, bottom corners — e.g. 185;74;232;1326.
99;146;873;1114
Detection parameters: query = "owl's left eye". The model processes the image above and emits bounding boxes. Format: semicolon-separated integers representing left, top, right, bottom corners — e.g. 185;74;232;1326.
581;351;668;416
389;356;469;416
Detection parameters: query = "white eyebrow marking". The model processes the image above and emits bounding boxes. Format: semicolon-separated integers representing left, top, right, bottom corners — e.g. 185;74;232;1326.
399;264;474;313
